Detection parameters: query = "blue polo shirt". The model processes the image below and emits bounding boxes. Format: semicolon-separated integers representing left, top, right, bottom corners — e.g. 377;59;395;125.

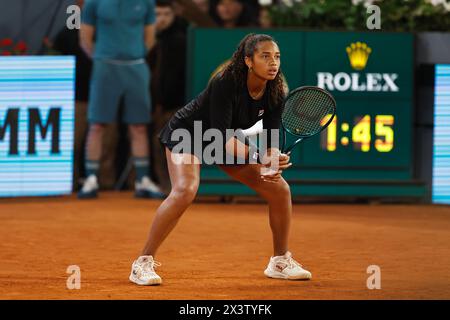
81;0;155;60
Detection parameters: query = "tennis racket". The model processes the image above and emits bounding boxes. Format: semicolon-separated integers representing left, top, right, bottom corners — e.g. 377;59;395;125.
280;86;336;154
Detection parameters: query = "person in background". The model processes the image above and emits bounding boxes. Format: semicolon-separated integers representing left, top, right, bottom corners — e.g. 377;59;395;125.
212;0;258;28
192;0;209;13
79;0;164;199
171;0;215;27
148;0;187;194
259;5;272;28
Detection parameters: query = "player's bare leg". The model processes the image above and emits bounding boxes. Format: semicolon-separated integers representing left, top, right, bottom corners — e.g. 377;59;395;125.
218;164;291;255
130;149;200;285
218;164;312;280
141;149;201;256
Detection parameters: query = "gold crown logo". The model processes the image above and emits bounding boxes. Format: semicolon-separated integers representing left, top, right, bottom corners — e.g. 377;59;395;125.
346;42;372;70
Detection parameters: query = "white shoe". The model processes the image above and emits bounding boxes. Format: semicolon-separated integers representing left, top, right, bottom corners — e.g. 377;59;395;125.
77;175;99;199
129;255;162;286
135;176;165;199
264;251;312;280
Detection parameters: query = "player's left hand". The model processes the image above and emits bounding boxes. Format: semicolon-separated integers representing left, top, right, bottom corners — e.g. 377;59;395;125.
262;149;292;171
260;150;292;183
278;153;292;170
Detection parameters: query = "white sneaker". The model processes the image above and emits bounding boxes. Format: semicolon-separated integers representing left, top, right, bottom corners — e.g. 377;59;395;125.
77;175;99;199
264;251;312;280
135;176;165;199
129;255;162;286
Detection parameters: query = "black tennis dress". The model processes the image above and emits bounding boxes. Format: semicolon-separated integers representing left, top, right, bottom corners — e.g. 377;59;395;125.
158;74;282;163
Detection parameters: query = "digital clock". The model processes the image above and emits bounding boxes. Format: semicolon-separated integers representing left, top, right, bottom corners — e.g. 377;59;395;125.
321;114;394;153
298;98;412;172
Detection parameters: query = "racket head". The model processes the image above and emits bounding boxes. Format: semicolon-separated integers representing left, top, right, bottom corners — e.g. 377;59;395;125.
281;86;336;138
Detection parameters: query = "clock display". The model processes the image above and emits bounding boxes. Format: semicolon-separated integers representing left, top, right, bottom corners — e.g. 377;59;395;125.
296;98;412;173
322;114;395;152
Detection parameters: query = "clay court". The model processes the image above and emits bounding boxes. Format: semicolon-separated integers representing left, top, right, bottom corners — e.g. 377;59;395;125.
1;192;449;300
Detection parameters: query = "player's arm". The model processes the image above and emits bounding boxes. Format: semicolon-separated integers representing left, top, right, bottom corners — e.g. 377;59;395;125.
79;23;95;58
144;24;156;52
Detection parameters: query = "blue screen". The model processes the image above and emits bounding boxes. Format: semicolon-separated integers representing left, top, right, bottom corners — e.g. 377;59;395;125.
433;64;450;204
0;56;75;197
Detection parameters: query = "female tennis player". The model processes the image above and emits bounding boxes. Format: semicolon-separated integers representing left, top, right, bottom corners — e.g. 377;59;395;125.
130;33;312;285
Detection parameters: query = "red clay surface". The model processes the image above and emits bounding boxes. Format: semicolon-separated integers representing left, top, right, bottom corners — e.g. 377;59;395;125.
1;192;449;299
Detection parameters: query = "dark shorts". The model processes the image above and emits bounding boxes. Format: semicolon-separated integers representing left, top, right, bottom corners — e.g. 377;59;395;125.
159;118;251;165
159;118;206;161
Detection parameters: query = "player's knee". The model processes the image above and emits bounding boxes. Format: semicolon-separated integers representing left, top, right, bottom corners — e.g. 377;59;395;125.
264;179;290;200
278;179;291;198
171;182;199;204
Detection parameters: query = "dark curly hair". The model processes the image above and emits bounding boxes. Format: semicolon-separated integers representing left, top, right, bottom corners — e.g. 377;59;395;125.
221;33;286;110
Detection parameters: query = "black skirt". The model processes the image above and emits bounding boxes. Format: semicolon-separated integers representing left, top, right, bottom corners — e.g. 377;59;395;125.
158;118;207;161
158;118;249;165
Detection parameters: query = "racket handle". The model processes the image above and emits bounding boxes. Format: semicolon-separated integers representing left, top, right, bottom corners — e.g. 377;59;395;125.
283;137;303;154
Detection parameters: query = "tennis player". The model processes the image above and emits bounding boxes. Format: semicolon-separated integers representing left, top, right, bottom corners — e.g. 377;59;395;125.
130;33;312;285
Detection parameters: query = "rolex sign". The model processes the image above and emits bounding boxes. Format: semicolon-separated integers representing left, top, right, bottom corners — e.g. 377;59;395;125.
305;32;413;99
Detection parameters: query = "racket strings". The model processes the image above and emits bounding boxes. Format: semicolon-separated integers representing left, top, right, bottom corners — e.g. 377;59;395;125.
282;88;335;136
